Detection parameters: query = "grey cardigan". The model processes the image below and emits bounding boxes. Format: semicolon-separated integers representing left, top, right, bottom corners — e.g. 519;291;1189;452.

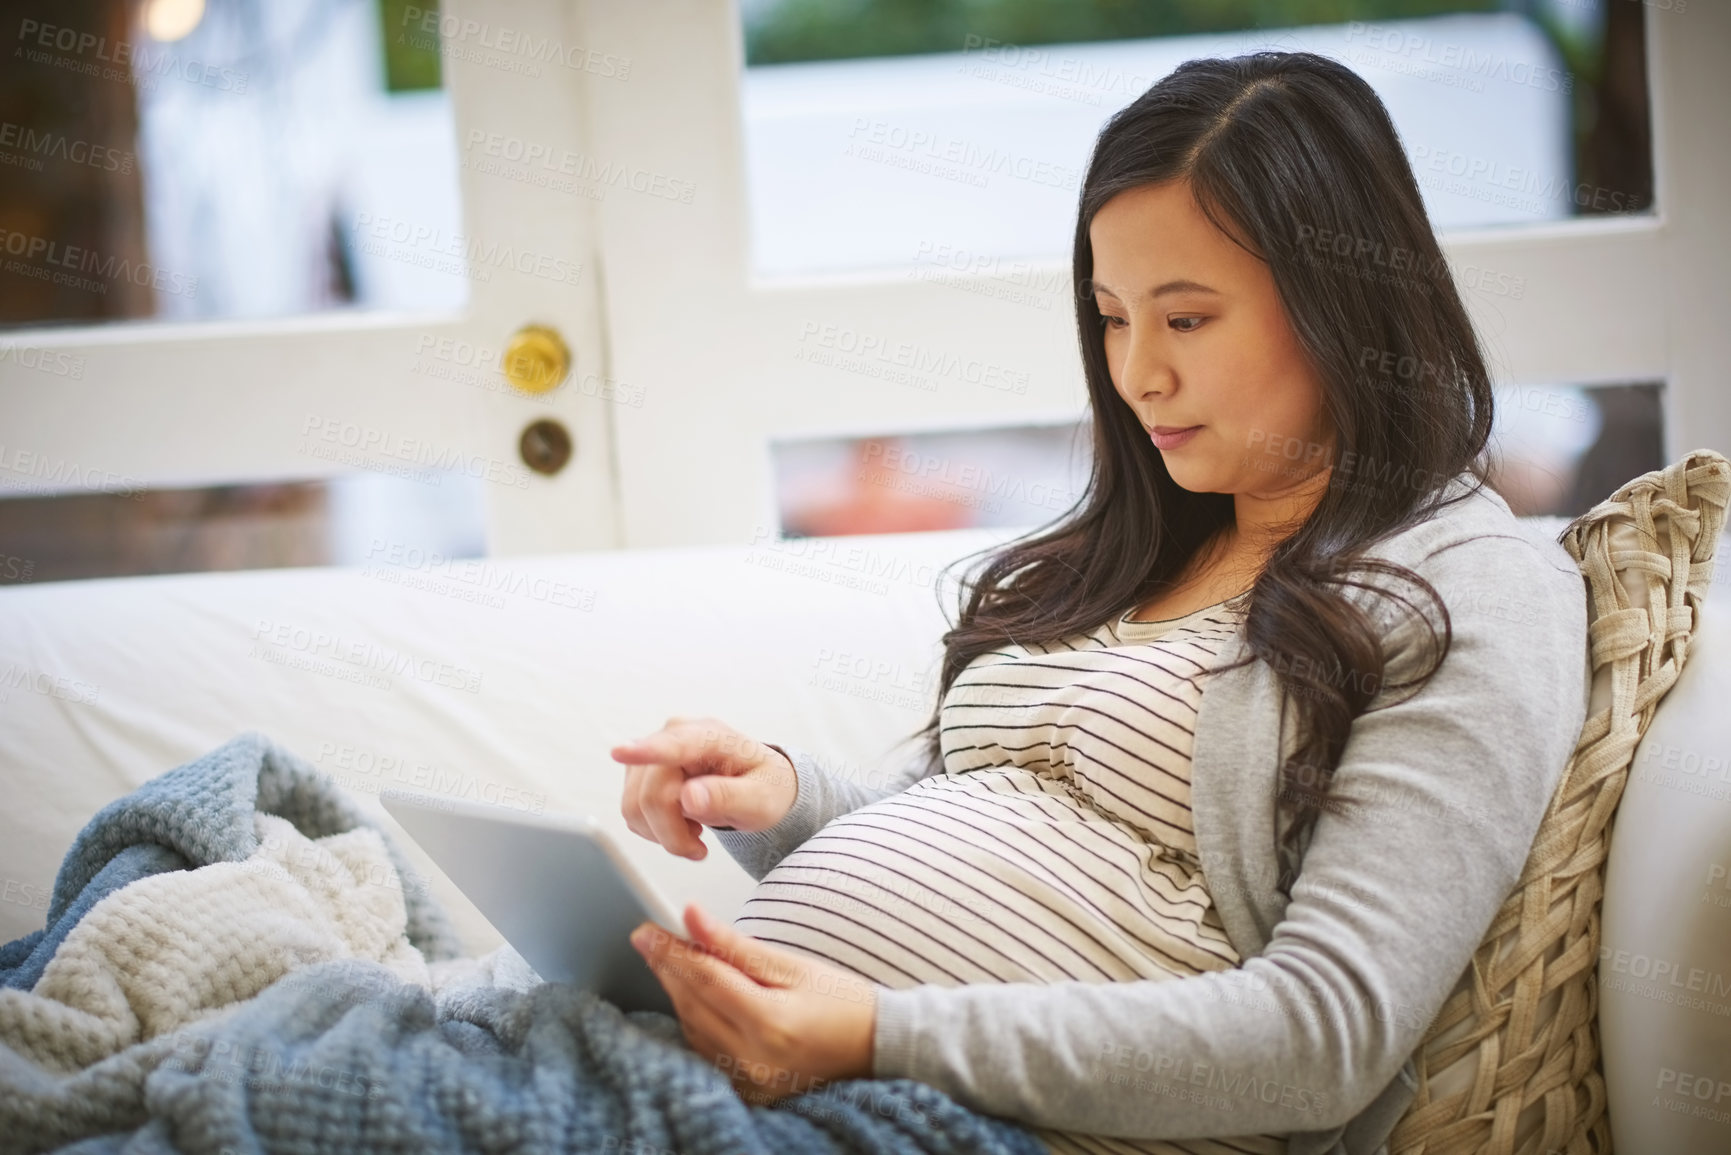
717;473;1591;1155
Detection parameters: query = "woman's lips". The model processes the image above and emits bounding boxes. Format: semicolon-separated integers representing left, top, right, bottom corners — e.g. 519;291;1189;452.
1149;425;1202;450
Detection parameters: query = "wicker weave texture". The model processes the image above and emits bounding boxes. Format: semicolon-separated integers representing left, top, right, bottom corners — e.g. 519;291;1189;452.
1386;450;1730;1155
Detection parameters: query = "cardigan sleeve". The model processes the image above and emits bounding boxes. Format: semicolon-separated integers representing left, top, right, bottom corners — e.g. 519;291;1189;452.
867;532;1590;1140
711;740;940;881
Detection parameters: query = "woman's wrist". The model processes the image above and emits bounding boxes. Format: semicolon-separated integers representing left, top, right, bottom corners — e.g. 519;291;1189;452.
705;741;799;833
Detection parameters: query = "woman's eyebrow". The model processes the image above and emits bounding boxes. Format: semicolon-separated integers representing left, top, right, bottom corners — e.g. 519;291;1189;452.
1091;278;1221;300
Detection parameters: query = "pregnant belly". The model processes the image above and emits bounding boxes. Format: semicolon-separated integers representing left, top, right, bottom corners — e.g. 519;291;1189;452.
732;768;1240;990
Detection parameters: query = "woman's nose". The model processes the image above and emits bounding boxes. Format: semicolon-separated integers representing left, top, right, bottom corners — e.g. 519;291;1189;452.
1120;331;1176;399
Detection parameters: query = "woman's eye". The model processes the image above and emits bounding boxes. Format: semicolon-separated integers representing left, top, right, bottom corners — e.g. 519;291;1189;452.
1099;314;1128;330
1169;316;1206;333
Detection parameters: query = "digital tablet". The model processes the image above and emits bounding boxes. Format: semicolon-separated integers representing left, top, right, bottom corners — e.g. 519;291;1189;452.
380;790;683;1015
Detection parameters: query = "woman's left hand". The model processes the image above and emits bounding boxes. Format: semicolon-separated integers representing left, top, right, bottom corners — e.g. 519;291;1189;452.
631;904;877;1104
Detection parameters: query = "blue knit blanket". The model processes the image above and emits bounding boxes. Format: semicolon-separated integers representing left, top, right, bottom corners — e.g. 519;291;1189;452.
0;735;1046;1155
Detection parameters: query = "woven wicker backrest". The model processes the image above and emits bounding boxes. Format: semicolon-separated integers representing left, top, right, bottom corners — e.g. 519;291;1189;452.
1388;449;1731;1155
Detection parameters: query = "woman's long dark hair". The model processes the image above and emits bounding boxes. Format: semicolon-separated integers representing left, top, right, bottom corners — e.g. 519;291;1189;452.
908;51;1496;897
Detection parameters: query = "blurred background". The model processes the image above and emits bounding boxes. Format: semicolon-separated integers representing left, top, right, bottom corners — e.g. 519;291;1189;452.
0;0;1693;581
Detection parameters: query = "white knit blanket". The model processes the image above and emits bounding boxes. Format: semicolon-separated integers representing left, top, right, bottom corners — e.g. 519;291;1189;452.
0;813;434;1075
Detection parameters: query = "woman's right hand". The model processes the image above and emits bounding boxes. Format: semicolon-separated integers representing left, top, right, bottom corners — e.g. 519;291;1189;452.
612;717;799;860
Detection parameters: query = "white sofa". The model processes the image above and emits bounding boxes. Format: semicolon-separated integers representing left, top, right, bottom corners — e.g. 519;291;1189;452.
0;527;1020;951
2;520;1727;1152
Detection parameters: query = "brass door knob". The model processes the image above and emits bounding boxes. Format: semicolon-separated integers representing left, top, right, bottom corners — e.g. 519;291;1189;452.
502;324;570;394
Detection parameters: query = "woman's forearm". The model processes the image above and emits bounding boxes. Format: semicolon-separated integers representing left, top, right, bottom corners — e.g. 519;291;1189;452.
713;742;936;879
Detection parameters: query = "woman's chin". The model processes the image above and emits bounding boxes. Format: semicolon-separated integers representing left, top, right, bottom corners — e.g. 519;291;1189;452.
1163;457;1229;495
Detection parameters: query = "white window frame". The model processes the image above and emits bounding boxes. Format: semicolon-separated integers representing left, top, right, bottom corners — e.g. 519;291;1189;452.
2;2;1722;554
580;0;1724;548
0;0;622;556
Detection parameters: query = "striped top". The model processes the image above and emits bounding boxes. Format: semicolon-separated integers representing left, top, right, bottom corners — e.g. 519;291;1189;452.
735;597;1287;1155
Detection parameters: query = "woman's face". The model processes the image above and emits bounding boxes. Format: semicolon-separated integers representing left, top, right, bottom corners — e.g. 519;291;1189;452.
1088;179;1334;502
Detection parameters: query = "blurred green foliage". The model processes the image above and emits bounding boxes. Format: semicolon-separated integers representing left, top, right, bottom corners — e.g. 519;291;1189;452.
743;0;1504;65
378;0;442;91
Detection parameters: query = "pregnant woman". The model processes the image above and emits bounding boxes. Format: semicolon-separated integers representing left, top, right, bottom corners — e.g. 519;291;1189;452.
613;50;1587;1155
